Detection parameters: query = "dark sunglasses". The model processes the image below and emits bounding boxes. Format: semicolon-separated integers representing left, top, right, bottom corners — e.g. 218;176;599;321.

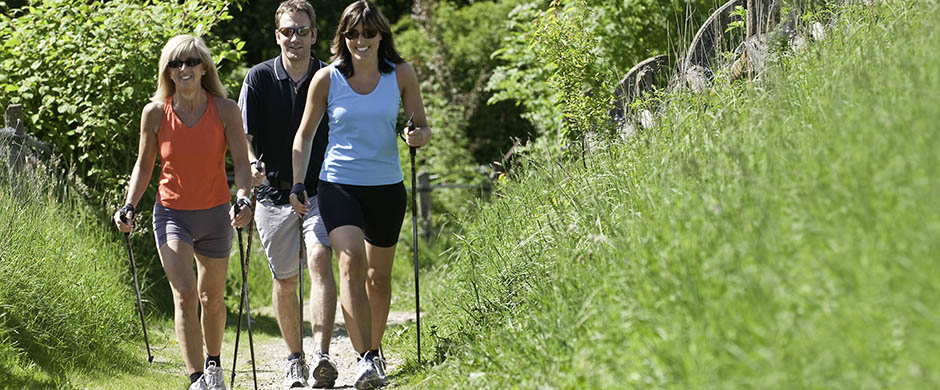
167;57;202;68
277;26;312;37
343;28;378;40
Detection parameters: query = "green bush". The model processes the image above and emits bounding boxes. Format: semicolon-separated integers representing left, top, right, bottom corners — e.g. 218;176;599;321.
488;0;716;147
394;0;536;176
0;0;244;205
392;0;535;245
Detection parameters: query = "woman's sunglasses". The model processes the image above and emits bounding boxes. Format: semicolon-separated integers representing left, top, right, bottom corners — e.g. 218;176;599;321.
343;28;378;40
167;57;202;68
277;26;312;37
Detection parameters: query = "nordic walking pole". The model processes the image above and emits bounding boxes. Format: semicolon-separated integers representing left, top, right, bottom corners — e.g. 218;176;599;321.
298;210;306;358
120;208;154;364
402;113;422;364
231;157;262;386
231;191;259;389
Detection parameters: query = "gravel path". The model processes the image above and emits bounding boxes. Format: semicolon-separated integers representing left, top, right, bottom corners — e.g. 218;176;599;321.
229;305;413;390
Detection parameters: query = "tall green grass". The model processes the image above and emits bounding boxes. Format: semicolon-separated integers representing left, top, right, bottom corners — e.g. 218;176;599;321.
0;150;138;388
394;1;940;388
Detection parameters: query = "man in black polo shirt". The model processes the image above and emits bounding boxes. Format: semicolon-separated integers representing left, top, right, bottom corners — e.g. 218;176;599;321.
237;0;337;388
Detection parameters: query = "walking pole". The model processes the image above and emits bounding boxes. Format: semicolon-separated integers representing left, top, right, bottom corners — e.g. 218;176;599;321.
403;114;422;364
120;209;154;364
231;195;259;389
298;211;306;359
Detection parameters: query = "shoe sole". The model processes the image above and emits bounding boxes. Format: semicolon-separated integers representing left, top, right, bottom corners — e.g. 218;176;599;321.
286;379;307;388
312;360;339;389
354;369;382;390
368;376;389;388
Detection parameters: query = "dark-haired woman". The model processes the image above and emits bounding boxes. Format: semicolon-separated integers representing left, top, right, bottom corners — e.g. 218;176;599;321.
288;1;431;388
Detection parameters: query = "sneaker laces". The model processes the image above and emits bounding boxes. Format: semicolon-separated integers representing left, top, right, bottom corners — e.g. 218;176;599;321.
286;357;305;379
204;362;226;390
354;356;385;389
373;356;387;377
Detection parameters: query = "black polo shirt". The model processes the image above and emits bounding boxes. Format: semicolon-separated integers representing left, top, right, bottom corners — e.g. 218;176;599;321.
238;56;329;204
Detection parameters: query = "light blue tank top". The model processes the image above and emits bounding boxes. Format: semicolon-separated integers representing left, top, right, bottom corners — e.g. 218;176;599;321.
321;63;402;185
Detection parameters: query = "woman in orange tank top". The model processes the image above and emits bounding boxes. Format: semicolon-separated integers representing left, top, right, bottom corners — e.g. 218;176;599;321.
113;35;252;390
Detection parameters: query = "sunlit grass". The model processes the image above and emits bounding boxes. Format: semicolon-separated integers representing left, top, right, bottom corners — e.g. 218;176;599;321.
387;1;940;388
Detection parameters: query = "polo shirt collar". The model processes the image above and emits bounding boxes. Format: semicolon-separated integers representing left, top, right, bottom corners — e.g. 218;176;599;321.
274;55;319;82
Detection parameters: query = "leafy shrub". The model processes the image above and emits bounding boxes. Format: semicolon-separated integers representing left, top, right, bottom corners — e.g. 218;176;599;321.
393;0;535;242
529;0;617;146
395;0;536;176
0;0;244;205
488;0;715;147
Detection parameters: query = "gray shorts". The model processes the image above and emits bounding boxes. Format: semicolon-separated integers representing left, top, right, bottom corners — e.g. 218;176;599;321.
152;202;233;258
255;194;331;279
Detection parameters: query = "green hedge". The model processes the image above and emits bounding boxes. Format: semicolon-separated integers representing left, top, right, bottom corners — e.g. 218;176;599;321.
0;0;244;204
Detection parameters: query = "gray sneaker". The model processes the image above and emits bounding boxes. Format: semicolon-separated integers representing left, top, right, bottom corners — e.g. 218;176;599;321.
283;356;309;388
311;353;339;388
372;356;390;387
204;361;227;390
353;357;382;390
189;375;208;390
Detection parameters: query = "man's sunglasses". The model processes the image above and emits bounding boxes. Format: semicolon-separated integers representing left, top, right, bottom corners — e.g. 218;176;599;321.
277;26;312;37
343;28;378;40
167;57;202;68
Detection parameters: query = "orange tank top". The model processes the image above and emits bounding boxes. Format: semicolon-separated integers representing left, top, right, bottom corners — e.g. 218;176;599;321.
157;94;231;210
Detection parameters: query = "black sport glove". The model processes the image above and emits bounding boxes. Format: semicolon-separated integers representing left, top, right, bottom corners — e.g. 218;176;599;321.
235;196;251;214
118;203;136;223
291;183;306;204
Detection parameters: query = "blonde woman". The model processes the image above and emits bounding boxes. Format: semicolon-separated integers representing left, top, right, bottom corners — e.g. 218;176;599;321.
114;34;252;390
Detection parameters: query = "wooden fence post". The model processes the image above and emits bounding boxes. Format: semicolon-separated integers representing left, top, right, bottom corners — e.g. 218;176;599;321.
5;104;25;175
417;170;431;240
747;0;757;80
5;104;23;136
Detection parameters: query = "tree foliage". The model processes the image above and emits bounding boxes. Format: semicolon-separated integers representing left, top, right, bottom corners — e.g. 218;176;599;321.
488;0;716;148
0;0;245;204
219;0;414;70
395;0;535;172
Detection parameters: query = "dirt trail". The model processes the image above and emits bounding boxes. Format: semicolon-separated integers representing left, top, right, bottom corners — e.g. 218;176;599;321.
229;305;414;389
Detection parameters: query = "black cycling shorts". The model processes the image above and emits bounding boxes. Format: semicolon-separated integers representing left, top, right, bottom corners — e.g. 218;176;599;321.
317;180;406;248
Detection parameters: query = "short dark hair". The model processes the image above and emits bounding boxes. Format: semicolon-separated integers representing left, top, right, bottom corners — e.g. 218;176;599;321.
330;0;403;78
275;0;315;28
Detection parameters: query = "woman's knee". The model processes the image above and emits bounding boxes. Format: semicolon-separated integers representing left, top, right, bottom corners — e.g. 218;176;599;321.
367;267;391;289
199;288;225;313
338;255;367;282
173;285;199;311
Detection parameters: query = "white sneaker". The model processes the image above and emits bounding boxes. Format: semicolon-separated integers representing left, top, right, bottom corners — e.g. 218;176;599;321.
189;375;209;390
204;361;227;390
311;353;339;388
283;356;309;388
353;357;381;390
372;356;390;387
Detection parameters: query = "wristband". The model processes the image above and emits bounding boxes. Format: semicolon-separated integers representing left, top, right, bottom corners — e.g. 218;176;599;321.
118;203;135;223
291;183;306;203
235;196;251;213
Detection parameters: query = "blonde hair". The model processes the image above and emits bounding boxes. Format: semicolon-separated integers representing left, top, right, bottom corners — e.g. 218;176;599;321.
151;35;227;102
